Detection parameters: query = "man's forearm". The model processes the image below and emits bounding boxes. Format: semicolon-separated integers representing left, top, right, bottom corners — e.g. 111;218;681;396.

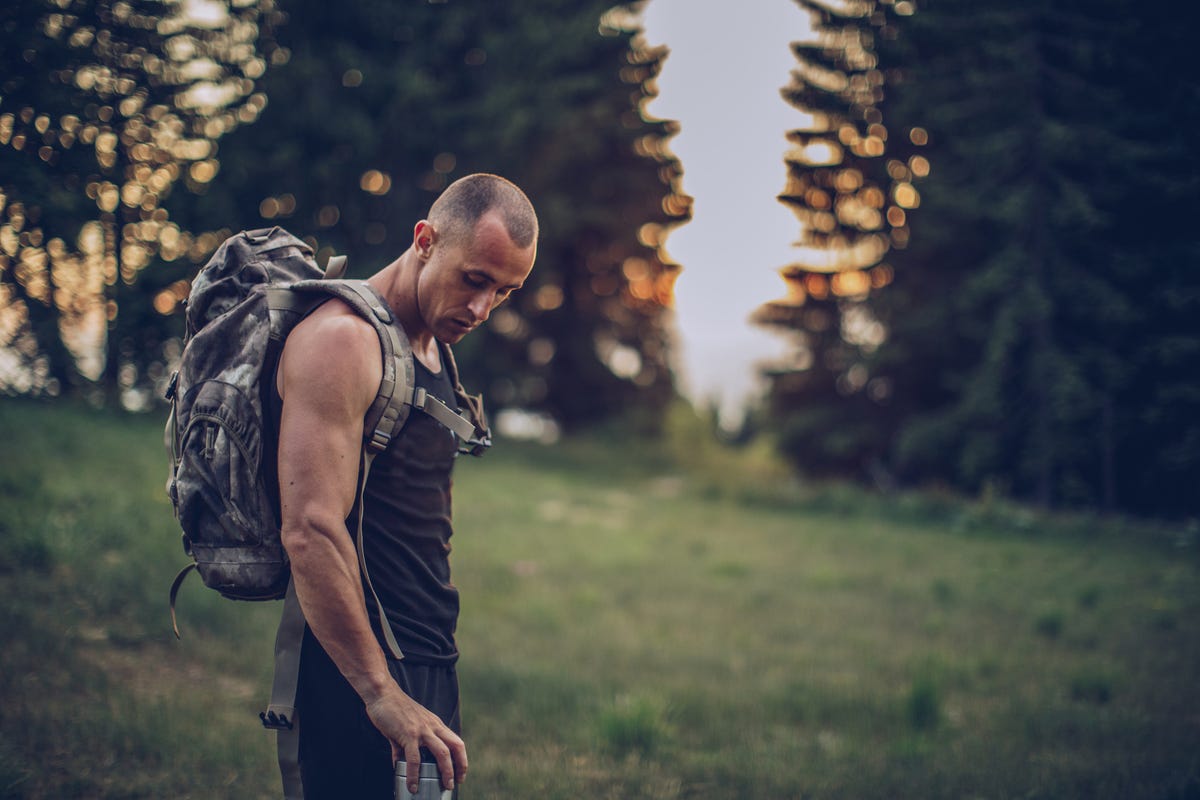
283;520;394;702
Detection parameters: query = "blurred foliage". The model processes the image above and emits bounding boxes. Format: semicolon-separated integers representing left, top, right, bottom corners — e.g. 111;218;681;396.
758;0;1200;518
0;0;283;400
1;0;690;431
165;0;690;431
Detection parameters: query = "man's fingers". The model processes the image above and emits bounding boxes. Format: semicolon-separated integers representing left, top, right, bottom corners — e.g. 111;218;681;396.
389;714;466;794
451;735;469;785
405;748;422;795
426;734;457;791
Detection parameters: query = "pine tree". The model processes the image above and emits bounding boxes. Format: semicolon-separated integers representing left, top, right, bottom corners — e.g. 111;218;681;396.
753;0;918;476
869;0;1200;514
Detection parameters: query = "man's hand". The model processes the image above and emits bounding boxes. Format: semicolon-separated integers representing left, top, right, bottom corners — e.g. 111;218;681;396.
364;689;468;794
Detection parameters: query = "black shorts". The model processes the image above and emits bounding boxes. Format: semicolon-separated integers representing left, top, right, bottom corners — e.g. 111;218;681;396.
296;628;461;799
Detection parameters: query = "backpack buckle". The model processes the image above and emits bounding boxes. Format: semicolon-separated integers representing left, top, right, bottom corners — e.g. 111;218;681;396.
260;707;294;731
368;427;391;452
458;431;492;457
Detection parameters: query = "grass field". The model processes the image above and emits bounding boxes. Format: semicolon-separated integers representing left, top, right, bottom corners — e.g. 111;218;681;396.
1;399;1198;799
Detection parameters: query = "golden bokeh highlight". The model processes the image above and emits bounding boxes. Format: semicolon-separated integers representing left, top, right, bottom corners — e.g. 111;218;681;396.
534;284;564;312
522;9;690;389
316;205;340;228
360;170;392;195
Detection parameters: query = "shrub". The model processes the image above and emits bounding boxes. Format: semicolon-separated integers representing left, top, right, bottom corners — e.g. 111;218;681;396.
596;695;671;757
1035;610;1065;640
906;674;941;731
1070;669;1115;705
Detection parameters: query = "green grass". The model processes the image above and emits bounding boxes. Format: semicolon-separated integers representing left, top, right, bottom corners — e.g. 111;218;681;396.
1;399;1198;799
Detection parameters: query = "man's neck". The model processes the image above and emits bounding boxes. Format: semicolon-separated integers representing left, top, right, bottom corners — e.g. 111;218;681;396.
367;250;441;370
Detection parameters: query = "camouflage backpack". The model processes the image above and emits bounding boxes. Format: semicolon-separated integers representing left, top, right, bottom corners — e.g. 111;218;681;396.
164;227;490;634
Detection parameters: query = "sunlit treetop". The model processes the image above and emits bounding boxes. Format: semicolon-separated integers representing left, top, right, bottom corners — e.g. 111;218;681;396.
611;16;691;316
755;0;924;328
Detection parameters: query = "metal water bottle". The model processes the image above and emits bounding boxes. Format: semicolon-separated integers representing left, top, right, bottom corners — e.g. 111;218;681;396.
395;761;454;800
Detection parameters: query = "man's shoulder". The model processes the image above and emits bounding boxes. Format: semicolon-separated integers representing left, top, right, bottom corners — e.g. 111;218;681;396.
279;299;383;406
290;297;382;351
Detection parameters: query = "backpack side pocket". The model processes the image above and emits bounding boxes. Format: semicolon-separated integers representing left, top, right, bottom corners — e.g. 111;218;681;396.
174;380;286;600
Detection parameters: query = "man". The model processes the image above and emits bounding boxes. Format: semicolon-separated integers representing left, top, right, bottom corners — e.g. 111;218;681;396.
275;174;538;797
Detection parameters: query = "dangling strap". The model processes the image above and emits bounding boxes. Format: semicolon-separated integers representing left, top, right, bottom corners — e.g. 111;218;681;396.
353;449;404;661
168;563;196;639
261;578;306;800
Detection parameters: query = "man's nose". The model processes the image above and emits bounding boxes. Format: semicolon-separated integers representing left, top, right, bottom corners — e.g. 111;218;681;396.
467;292;494;323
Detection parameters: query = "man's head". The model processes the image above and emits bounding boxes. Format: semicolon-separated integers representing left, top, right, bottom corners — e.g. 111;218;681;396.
427;173;538;251
412;174;539;344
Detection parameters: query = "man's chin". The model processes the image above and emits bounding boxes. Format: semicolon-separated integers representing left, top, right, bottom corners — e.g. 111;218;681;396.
436;326;471;345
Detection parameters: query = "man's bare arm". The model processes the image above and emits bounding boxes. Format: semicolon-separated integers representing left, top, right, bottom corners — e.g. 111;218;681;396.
276;306;467;793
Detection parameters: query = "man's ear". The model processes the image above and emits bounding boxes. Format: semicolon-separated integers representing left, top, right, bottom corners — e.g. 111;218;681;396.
414;220;437;259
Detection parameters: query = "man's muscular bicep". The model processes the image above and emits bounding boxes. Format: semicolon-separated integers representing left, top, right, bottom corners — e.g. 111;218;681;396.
276;313;382;532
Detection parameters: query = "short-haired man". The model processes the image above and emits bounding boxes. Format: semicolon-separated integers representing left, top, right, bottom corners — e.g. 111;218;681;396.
275;174;538;797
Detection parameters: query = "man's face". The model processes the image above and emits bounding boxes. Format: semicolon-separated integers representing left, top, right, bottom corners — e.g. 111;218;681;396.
416;211;536;344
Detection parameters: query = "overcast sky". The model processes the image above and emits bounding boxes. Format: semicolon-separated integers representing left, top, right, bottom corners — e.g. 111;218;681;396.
639;0;812;424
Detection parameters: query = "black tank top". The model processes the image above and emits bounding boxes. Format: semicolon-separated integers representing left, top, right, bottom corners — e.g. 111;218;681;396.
358;357;461;665
269;352;462;665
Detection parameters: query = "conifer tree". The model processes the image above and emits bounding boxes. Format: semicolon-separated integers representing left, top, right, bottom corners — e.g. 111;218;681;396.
753;0;917;476
864;0;1200;514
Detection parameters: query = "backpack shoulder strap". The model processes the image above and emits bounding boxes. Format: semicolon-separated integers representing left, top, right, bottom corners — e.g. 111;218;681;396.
439;341;492;456
286;279;413;452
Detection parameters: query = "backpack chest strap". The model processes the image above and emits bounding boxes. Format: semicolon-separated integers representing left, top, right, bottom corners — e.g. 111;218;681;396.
412;386;477;442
